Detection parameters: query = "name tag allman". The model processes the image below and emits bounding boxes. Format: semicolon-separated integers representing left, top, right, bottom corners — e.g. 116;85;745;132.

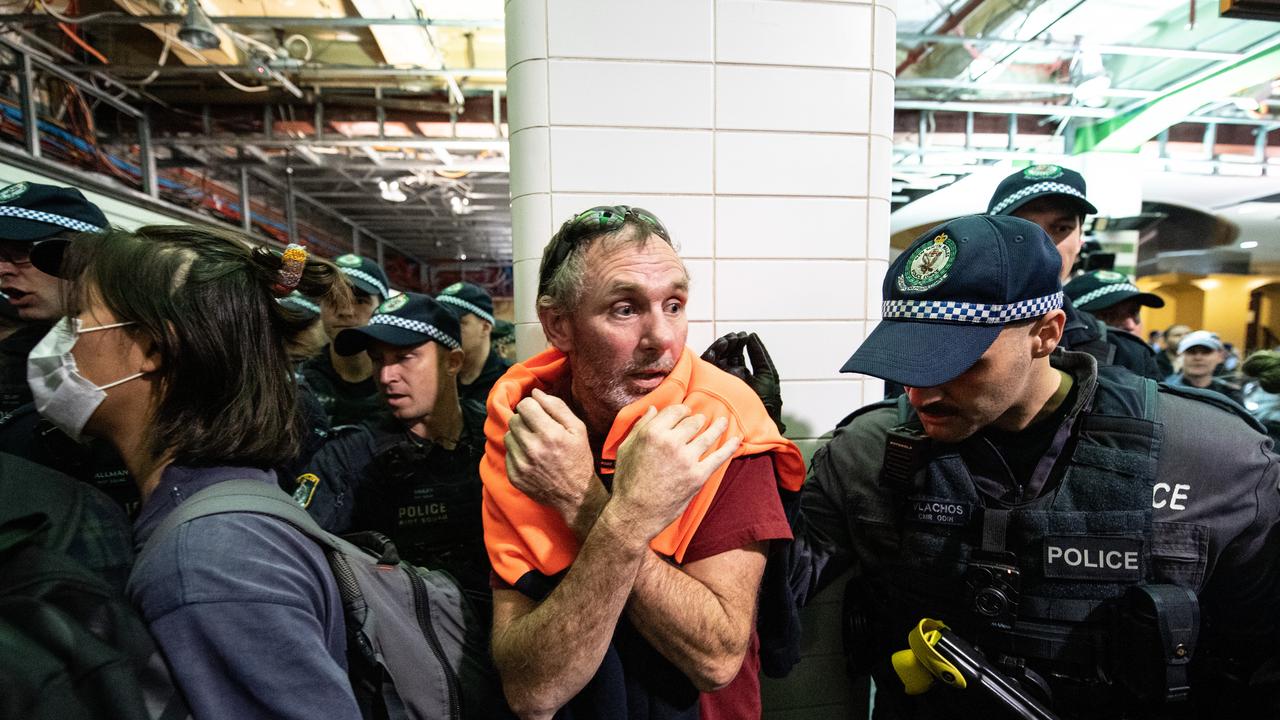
1043;536;1143;581
909;497;971;526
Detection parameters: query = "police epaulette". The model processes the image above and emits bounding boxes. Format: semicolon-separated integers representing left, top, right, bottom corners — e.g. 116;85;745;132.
1157;383;1266;435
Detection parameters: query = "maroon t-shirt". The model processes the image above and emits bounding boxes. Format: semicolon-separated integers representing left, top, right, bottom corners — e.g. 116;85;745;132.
490;453;792;719
690;453;790;720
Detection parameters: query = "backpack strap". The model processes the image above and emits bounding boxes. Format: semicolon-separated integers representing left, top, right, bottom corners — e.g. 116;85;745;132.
140;480;345;561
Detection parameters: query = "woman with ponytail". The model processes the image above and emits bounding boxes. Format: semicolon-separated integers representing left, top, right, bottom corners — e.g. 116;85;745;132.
27;225;361;719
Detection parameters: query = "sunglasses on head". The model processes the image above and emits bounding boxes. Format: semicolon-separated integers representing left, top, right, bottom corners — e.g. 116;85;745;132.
537;205;671;295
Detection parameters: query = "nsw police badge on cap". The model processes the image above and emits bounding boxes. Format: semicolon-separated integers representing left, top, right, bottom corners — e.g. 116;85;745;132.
443;282;464;294
0;182;28;203
379;294;408;313
1022;164;1063;180
336;253;362;268
897;232;957;293
1094;270;1125;282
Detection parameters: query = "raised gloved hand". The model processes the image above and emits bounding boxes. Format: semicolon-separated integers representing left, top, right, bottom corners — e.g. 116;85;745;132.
701;331;786;434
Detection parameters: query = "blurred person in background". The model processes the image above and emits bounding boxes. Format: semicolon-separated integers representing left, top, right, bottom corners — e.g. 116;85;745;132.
1167;330;1243;405
302;253;391;427
1158;324;1191;379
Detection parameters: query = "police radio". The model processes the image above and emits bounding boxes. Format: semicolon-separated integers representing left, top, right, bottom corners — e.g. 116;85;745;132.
882;425;930;488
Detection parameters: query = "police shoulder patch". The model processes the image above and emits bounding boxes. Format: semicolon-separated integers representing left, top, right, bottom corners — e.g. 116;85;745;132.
1023;164;1064;179
443;282;464;294
896;232;957;293
0;182;29;203
378;294;409;313
335;253;362;268
293;473;320;508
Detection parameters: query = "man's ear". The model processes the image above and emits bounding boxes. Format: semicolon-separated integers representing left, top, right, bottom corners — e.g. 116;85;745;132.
538;305;573;354
444;346;465;376
1031;309;1066;358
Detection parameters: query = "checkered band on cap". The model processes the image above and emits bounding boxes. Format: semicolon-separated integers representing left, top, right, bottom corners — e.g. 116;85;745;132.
990;181;1088;216
369;313;460;349
884;291;1064;325
436;294;495;325
0;206;103;234
341;267;389;298
1074;282;1140;308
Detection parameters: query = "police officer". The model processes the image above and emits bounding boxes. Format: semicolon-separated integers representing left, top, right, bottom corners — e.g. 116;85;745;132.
0;189;137;517
988;165;1161;380
435;281;512;405
292;292;491;606
0;182;108;414
1065;270;1166;339
798;215;1280;718
301;253;392;427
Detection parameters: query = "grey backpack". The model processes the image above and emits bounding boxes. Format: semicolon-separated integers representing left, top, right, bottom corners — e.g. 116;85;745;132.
142;480;507;720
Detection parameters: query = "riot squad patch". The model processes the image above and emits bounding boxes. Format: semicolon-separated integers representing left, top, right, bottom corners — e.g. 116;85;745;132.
908;497;972;527
293;473;320;508
1042;535;1143;581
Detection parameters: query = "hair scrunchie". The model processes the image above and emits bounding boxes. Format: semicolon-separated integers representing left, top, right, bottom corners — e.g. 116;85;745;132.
271;243;308;297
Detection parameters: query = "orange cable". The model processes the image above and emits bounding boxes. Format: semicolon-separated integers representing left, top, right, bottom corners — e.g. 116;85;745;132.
57;21;108;64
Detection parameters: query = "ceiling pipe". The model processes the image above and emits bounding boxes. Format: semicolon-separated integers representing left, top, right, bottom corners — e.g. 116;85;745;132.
897;0;988;77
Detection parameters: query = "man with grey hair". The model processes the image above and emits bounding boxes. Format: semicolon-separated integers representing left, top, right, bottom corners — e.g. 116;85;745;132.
479;206;806;719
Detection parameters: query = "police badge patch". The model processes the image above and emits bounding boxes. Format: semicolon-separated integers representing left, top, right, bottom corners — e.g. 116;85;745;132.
896;232;957;293
1094;270;1125;282
378;294;409;313
1022;164;1064;180
335;254;363;268
293;473;320;508
0;182;29;203
443;282;464;294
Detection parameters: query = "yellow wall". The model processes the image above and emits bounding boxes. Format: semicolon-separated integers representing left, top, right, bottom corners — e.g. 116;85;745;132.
1136;273;1280;350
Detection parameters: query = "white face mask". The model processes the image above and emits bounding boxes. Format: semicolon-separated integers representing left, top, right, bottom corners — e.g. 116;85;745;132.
27;316;145;443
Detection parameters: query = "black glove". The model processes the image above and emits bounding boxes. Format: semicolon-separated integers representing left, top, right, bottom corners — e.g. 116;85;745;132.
701;331;786;434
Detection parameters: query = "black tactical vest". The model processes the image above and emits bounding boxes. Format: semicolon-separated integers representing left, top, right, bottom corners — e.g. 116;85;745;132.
851;366;1195;718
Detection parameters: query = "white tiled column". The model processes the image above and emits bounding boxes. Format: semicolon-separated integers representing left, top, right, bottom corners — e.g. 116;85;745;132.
507;0;895;452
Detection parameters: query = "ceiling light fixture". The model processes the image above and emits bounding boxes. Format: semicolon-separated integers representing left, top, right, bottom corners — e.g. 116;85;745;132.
1071;48;1111;108
178;0;220;50
378;179;407;203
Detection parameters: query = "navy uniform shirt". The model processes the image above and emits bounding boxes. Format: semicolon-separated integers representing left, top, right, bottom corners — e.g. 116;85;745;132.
459;349;512;407
293;398;491;602
0;323;45;415
300;346;386;428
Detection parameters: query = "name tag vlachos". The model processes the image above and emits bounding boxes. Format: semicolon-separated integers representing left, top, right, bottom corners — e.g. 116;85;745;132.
909;497;972;526
1042;536;1143;581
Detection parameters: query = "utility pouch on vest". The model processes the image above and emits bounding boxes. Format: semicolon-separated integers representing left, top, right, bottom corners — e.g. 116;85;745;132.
842;578;876;678
882;425;930;488
1115;584;1199;706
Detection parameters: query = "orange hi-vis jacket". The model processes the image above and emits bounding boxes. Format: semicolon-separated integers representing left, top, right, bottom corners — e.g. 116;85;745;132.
481;345;806;588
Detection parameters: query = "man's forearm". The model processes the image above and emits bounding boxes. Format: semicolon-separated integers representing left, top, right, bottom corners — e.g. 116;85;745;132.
491;505;647;719
625;546;766;691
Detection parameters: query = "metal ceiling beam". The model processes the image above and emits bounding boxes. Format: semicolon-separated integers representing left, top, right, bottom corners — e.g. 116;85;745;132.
0;13;502;28
154;136;507;151
60;64;505;81
896;32;1245;63
895;100;1116;119
896;78;1157;99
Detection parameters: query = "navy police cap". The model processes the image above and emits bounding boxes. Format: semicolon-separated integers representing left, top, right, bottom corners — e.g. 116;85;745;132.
0;181;108;242
335;292;461;356
841;214;1064;388
436;281;496;325
333;253;391;301
1064;270;1164;313
987;164;1099;217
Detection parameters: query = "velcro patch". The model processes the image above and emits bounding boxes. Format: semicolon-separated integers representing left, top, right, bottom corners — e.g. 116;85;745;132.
293;473;320;509
909;497;972;526
1043;535;1143;581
